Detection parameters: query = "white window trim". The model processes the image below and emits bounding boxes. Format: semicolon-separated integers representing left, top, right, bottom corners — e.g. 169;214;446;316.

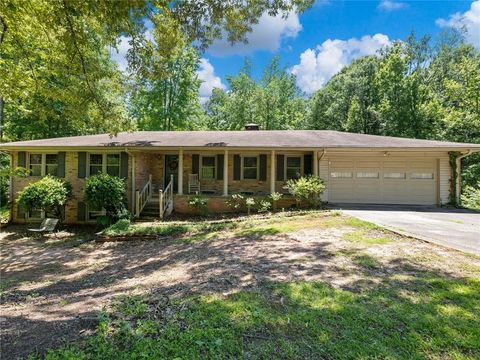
284;155;303;180
241;155;259;180
27;209;45;221
410;172;434;180
200;155;217;180
86;204;106;222
356;172;380;179
27;153;58;177
87;153;121;177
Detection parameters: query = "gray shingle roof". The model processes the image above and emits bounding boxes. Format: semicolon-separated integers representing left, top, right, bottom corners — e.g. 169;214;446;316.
1;130;479;150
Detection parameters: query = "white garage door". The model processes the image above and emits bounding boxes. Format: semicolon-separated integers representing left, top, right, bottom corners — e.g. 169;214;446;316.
328;157;437;205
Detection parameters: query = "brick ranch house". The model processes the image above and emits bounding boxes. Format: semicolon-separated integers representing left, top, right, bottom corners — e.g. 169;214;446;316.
1;128;479;223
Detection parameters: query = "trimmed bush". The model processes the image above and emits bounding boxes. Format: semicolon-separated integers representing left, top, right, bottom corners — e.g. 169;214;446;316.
284;176;326;208
226;194;245;211
85;173;127;223
188;194;209;216
17;176;72;219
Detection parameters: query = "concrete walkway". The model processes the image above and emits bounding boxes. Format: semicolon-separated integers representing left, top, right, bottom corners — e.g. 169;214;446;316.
334;204;480;256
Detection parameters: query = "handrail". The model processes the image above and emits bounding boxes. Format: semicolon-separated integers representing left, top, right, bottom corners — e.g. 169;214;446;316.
135;174;152;217
159;174;174;219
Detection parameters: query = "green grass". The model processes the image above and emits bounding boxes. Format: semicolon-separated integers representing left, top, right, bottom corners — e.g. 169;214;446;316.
342;229;393;245
39;276;480;360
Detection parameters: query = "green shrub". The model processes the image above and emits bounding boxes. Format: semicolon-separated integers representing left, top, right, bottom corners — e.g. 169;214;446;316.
461;182;480;210
187;194;209;216
257;199;272;213
245;197;255;215
85;173;127;223
269;192;283;211
226;194;245;211
284;176;326;208
17;176;72;219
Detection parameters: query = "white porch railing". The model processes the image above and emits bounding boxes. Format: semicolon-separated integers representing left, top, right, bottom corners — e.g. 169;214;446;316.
135;174;152;217
159;175;174;219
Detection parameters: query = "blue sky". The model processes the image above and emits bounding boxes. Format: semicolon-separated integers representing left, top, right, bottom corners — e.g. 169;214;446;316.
196;0;480;101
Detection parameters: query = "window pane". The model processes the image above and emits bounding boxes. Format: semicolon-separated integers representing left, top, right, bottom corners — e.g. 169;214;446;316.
287;168;301;179
29;209;42;219
411;173;434;179
46;154;58;164
30;165;42;176
244;168;257;179
29;154;42;164
202;167;215;179
357;172;379;179
90;165;103;176
202;156;215;167
331;172;353;178
90;154;103;165
107;154;120;165
46;165;58;176
384;172;405;179
244;157;257;168
287;157;301;167
107;166;120;177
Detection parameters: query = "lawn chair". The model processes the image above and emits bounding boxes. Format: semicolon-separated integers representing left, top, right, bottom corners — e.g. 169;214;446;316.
27;218;59;237
188;173;200;194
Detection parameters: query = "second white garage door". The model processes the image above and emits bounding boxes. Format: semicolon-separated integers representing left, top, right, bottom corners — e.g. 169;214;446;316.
327;157;437;205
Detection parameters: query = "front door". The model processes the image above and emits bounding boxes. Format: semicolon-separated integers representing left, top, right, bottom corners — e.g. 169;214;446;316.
164;154;179;190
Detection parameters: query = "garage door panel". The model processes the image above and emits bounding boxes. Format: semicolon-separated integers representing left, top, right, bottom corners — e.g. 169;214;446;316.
329;157;437;205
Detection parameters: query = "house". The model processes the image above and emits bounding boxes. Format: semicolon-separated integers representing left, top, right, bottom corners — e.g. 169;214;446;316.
1;128;479;223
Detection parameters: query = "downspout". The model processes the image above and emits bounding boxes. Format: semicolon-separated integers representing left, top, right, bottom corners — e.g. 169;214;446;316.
125;149;136;214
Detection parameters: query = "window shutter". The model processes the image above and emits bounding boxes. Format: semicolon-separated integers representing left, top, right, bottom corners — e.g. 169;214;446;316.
276;154;285;181
77;202;86;222
233;155;241;180
192;154;199;175
57;152;66;178
120;152;129;179
17;204;26;220
78;152;86;178
217;154;224;180
259;154;267;181
18;151;26;168
304;154;313;176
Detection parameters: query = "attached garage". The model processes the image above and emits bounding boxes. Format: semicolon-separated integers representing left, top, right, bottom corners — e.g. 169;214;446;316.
325;156;441;205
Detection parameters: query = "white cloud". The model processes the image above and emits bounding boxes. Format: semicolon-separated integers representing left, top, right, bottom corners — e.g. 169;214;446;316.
197;58;226;104
377;0;408;11
109;36;130;72
436;0;480;48
291;34;391;94
207;12;302;56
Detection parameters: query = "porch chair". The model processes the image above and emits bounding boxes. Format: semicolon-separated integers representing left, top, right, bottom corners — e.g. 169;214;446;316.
188;173;200;194
27;218;59;237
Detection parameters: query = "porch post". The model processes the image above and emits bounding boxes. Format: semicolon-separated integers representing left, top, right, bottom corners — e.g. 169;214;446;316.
131;154;136;213
270;150;275;194
223;149;229;196
178;149;184;195
313;150;319;177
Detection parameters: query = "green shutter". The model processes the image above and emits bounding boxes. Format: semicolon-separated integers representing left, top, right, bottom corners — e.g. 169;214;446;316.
78;152;86;178
276;154;285;181
120;152;129;179
259;154;267;181
77;202;86;222
18;151;26;168
57;152;66;178
17;204;26;220
216;154;224;180
304;154;313;176
233;155;241;180
192;154;199;175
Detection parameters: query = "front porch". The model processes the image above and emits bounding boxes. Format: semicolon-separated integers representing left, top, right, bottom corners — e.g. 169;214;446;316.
130;149;319;219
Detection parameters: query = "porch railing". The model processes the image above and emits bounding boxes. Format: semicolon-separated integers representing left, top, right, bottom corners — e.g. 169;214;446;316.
159;174;174;219
135;174;152;217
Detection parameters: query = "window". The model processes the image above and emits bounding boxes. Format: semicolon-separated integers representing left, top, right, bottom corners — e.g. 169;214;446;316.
106;154;120;177
28;153;58;177
29;154;42;176
88;153;121;177
87;204;105;222
201;156;216;180
411;173;434;179
330;172;353;178
384;172;406;179
28;208;43;220
357;172;379;179
243;156;258;180
286;156;302;180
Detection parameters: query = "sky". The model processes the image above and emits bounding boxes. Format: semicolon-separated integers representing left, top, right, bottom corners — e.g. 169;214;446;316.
111;1;480;103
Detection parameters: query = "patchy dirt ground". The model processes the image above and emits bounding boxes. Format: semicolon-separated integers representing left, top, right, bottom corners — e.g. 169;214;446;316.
1;216;479;359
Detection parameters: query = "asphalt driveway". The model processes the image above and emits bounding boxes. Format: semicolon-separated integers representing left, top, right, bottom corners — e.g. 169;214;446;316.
335;205;480;255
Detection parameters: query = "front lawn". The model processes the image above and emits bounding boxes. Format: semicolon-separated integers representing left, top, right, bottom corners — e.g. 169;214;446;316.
1;211;479;359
